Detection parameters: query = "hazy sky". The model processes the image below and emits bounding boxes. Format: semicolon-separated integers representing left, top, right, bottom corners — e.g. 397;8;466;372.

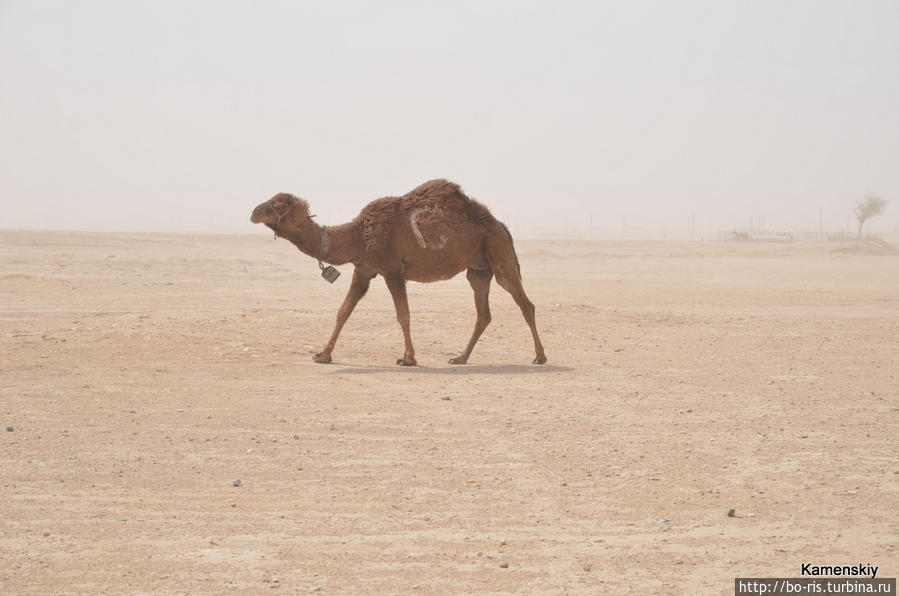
2;0;897;237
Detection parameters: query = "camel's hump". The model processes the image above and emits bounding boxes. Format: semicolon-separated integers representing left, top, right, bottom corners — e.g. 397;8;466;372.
403;179;465;200
400;179;496;228
356;179;469;221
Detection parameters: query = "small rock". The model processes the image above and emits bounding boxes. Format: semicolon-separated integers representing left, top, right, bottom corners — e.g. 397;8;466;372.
5;427;12;432
441;396;451;401
233;479;242;487
499;562;509;568
43;532;50;537
727;509;736;517
582;563;592;572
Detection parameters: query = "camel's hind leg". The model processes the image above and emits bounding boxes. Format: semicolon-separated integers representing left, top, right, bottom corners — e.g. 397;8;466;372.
314;265;376;363
384;272;417;366
449;268;493;364
486;231;547;364
498;273;547;364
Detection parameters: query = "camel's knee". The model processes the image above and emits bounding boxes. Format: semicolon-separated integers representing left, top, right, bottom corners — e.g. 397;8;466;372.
472;310;491;330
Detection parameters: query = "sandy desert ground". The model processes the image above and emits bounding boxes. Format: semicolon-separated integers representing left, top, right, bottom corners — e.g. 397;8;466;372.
1;230;897;595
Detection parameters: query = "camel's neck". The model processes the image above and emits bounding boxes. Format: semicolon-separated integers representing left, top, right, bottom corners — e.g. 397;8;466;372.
277;217;360;266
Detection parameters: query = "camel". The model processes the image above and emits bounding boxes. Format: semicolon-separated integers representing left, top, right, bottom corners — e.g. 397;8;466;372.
250;179;546;366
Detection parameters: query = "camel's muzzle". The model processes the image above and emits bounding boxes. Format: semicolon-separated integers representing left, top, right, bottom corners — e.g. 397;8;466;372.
250;204;267;223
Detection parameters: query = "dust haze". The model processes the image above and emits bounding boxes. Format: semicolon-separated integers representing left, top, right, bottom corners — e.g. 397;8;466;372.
2;2;898;594
1;1;897;238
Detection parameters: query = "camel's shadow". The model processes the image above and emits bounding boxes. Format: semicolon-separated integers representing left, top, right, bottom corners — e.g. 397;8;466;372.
329;363;573;375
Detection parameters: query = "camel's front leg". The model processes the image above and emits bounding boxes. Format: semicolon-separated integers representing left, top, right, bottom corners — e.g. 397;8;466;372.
383;273;417;366
314;265;375;363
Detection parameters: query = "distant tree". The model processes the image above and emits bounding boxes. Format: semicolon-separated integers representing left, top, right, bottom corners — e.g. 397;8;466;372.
854;193;888;238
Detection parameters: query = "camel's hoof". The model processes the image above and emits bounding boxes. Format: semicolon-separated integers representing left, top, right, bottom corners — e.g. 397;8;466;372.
312;353;332;364
396;358;417;367
448;356;467;365
533;356;547;365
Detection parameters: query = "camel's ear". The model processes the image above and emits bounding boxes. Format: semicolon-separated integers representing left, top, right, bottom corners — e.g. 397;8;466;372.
274;193;309;213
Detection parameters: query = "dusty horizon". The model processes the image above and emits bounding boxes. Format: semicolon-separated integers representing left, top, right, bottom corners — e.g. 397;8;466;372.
2;214;896;242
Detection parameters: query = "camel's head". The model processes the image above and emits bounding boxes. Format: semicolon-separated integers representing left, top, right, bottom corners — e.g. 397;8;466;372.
250;193;310;231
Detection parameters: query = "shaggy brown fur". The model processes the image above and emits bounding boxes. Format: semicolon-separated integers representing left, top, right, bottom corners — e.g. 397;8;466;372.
250;179;546;366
